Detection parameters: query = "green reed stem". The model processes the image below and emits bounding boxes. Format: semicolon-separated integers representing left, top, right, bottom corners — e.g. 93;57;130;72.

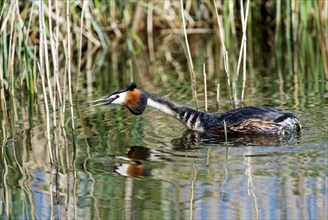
275;0;281;44
0;51;6;117
286;0;293;74
23;42;31;94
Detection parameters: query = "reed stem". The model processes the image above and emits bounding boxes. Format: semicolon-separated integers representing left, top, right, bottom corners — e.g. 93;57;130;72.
39;0;54;165
213;0;233;108
38;62;53;164
8;2;15;98
233;0;250;104
241;0;250;103
53;0;63;124
180;0;199;110
223;120;228;142
48;0;57;130
76;0;87;93
203;63;208;112
216;84;220;112
147;1;155;62
275;0;282;44
66;1;75;130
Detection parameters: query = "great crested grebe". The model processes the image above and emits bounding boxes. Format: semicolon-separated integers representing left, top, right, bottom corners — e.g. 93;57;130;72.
93;82;301;135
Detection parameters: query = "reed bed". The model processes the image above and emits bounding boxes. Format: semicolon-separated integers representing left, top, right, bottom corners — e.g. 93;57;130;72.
0;1;325;139
0;0;325;153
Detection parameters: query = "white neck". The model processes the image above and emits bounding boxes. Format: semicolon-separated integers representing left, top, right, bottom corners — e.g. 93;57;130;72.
145;95;205;132
147;98;176;117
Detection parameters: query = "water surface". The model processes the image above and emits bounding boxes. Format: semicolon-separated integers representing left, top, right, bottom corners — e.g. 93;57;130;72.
1;82;327;219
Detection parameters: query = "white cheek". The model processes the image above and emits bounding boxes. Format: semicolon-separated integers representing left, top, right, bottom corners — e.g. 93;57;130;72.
112;92;127;105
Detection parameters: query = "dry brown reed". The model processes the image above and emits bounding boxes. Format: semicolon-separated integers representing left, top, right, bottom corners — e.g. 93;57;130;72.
180;0;199;110
38;61;53;163
241;0;250;103
214;0;251;107
213;0;233;107
223;120;228;142
203;62;208;112
38;0;54;164
66;1;75;131
216;84;220;112
8;2;16;98
147;1;155;62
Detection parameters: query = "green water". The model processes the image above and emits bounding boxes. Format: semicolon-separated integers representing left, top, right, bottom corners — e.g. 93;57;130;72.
1;29;327;220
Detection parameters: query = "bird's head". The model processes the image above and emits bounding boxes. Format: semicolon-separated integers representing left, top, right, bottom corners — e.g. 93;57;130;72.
92;82;147;115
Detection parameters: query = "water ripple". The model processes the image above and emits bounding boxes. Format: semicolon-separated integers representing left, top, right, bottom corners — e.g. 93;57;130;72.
143;124;185;144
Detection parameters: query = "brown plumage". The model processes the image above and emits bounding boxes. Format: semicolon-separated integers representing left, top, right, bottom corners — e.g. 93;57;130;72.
229;119;278;133
125;89;142;112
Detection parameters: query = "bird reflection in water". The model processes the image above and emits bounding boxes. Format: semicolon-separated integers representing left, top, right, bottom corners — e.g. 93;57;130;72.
114;146;151;177
114;130;300;177
171;130;301;149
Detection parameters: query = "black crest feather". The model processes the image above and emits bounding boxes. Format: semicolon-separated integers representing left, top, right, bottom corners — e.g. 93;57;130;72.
128;82;137;90
110;82;137;96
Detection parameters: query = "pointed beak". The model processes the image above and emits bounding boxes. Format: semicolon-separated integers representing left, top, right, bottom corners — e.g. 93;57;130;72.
92;96;117;106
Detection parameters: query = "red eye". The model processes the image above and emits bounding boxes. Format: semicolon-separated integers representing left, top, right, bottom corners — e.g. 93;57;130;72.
116;95;119;98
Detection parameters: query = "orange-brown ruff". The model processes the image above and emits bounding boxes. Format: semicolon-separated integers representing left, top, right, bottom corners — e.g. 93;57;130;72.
93;82;302;135
125;89;142;112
